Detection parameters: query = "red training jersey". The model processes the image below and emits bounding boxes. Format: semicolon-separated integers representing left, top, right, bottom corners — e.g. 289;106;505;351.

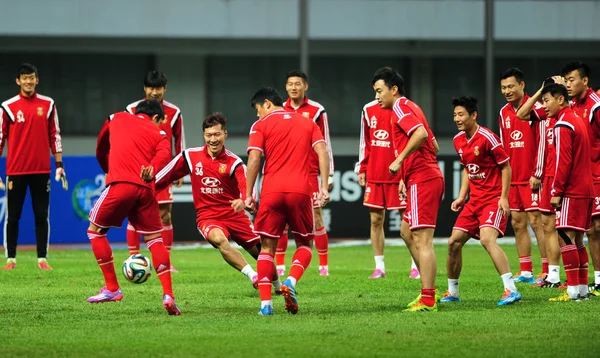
454;126;509;206
247;109;325;196
127;99;186;157
498;95;545;183
356;100;401;184
155;145;247;222
570;88;600;182
391;97;443;186
96;112;171;189
283;96;334;177
0;93;63;175
552;107;594;199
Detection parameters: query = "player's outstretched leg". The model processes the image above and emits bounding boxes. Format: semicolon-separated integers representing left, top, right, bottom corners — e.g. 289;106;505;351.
144;234;180;315
246;244;282;294
126;223;141;255
276;227;289;277
281;240;312;314
87;227;123;303
206;229;258;288
256;237;277;316
441;230;469;303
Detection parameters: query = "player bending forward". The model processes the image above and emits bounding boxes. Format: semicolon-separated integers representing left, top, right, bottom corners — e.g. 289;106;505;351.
154;113;281;291
88;100;180;315
441;96;521;306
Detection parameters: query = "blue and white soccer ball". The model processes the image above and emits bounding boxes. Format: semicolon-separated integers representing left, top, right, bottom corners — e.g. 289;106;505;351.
122;254;152;284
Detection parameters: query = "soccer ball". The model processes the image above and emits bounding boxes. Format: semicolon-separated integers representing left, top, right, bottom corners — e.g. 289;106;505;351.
122;254;152;284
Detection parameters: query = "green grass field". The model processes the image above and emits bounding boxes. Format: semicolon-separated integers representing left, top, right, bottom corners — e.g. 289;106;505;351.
2;243;600;358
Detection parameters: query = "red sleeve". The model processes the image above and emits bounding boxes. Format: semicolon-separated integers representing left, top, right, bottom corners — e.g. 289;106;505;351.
155;152;189;191
150;133;172;173
233;163;248;201
531;120;546;179
172;112;186;154
498;113;506;148
247;121;265;153
48;104;63;154
551;124;574;197
95;119;111;173
311;121;325;147
357;108;371;174
490;137;510;166
0;108;9;156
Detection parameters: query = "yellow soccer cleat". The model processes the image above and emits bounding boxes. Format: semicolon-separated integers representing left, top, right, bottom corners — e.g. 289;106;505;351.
548;291;575;302
403;301;438;312
406;290;441;308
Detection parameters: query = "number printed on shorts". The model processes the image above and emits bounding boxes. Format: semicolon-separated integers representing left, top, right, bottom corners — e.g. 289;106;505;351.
486;211;495;224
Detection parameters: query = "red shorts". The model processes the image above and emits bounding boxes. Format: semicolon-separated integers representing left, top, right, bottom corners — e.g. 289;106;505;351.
156;184;173;204
509;184;540;212
453;201;508;239
89;183;162;234
198;216;260;250
363;182;407;210
539;176;555;214
592;182;600;218
403;177;444;230
555;197;592;232
254;192;314;240
309;175;320;208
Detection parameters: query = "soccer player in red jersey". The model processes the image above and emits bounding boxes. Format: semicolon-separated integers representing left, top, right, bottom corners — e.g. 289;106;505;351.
0;63;67;271
373;67;444;312
499;68;547;283
88;100;181;315
125;71;186;272
154;113;281;291
541;84;594;301
276;70;334;277
440;96;521;306
356;100;419;279
561;62;600;295
516;77;564;288
246;87;330;315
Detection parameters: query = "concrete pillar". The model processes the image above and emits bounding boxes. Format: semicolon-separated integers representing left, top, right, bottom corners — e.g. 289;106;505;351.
409;57;434;129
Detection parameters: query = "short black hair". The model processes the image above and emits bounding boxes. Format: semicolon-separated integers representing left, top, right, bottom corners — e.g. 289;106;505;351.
134;99;165;120
500;67;524;83
541;83;569;100
250;87;284;108
372;67;405;96
144;71;168;88
203;112;227;131
452;96;478;115
17;63;38;79
561;61;591;79
286;70;308;83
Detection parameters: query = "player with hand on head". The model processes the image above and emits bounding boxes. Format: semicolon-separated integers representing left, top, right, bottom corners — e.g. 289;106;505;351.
125;71;186;272
154;112;281;291
277;70;334;277
0;63;67;271
441;96;521;306
88;100;180;315
246;87;330;316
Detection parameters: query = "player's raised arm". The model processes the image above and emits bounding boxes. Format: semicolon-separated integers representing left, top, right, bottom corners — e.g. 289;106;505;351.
155;152;190;191
95;117;111;173
150;134;172;174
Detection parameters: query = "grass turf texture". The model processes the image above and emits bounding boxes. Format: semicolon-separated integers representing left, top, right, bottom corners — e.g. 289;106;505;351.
2;244;599;357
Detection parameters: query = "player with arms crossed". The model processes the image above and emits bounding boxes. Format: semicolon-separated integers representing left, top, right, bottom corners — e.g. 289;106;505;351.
246;87;330;316
277;70;334;277
499;68;547;283
541;83;594;302
561;61;600;296
441;96;521;306
355;100;419;279
154;112;281;291
126;71;186;271
88;100;180;315
373;67;444;312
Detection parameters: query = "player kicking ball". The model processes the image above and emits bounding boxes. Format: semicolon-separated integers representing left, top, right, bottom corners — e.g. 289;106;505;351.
87;100;180;315
441;96;522;306
154;113;281;291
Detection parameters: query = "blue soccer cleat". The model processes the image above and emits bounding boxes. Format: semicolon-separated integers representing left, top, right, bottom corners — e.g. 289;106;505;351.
498;289;522;306
280;279;298;314
513;273;535;284
258;304;273;316
440;291;461;303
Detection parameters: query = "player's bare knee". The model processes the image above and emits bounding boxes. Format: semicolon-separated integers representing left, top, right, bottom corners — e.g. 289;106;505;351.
144;233;161;242
593;218;600;233
209;234;229;249
527;211;542;229
370;210;385;228
511;215;528;232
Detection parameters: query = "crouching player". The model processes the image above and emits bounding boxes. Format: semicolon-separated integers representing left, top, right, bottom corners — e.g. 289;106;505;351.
88;100;180;315
441;96;522;306
154;113;281;290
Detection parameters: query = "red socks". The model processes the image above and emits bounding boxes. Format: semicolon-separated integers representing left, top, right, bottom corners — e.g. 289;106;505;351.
257;253;275;301
519;256;533;273
145;236;173;298
126;223;141;255
542;257;549;275
88;230;119;292
314;226;328;266
276;231;288;267
561;244;580;286
288;245;313;283
577;245;589;287
163;225;174;252
421;288;436;307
